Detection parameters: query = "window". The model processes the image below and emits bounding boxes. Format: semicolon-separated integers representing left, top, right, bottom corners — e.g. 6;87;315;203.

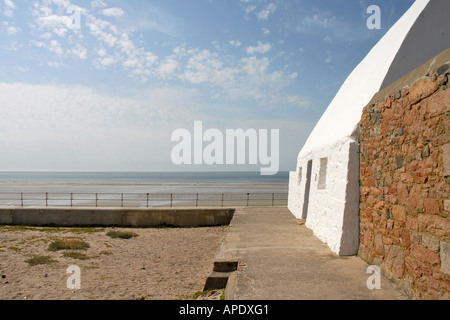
318;158;328;190
297;167;302;185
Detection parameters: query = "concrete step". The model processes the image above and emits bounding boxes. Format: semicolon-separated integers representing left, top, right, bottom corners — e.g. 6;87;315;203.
203;270;236;291
213;260;239;272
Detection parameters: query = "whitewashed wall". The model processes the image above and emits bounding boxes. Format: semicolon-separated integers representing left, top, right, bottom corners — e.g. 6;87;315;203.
288;0;430;256
289;136;360;256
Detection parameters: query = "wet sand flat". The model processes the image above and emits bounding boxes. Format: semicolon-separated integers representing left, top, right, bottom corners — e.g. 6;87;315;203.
0;182;288;207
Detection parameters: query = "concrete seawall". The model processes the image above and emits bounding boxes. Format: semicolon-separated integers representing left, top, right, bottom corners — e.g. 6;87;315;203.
0;207;235;228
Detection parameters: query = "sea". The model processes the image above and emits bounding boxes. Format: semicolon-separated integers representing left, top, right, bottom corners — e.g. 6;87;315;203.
0;172;289;207
0;171;289;184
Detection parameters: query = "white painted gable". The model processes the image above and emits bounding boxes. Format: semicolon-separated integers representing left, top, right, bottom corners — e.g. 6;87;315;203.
288;0;449;256
299;0;430;156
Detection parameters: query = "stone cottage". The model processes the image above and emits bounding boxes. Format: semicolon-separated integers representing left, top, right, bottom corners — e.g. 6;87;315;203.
288;0;449;257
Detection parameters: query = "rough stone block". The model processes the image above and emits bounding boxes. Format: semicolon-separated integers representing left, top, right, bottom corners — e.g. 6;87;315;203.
375;233;384;255
392;205;407;222
440;242;450;275
443;143;450;177
406;218;419;231
411;244;440;266
445;200;450;212
397;183;409;206
423;199;441;215
396;155;404;169
409;78;439;105
422;234;440;252
422;86;450;118
409;230;421;244
386;245;405;278
413;169;428;184
418;215;450;239
400;173;414;184
409;185;424;209
405;256;423;279
400;229;411;247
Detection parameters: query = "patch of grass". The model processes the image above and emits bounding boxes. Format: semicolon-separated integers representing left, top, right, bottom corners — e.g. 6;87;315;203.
18;237;48;246
192;289;225;300
26;255;57;266
63;251;89;260
106;231;138;239
70;228;104;234
1;226;63;233
48;239;90;251
99;250;113;256
1;226;104;234
192;291;205;300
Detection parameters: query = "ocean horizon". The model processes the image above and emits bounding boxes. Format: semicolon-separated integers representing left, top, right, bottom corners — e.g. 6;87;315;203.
0;171;289;184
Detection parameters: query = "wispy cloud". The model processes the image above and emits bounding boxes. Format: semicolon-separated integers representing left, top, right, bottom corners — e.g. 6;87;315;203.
6;24;19;35
70;43;88;59
257;3;277;20
246;41;271;55
301;12;337;28
101;7;124;17
0;79;314;171
0;83;174;171
229;40;242;47
0;80;218;171
169;44;306;109
179;48;237;87
0;0;417;172
3;0;15;17
0;82;204;135
294;9;375;43
2;0;313;110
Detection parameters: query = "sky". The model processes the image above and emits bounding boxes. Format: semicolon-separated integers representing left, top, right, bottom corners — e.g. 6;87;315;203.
0;0;415;172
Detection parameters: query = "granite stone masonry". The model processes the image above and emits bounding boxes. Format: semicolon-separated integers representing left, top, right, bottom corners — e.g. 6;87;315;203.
359;62;450;300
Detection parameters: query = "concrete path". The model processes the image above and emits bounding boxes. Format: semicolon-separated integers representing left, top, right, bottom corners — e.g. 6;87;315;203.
215;207;409;300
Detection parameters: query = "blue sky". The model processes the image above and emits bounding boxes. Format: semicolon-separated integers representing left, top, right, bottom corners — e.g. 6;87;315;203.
0;0;415;172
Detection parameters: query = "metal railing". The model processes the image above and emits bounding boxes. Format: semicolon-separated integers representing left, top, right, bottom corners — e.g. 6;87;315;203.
0;192;288;208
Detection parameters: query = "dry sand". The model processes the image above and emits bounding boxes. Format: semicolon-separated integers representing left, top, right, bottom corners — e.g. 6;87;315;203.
0;225;228;300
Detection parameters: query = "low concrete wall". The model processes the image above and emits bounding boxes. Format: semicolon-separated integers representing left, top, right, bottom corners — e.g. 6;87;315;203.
0;207;235;228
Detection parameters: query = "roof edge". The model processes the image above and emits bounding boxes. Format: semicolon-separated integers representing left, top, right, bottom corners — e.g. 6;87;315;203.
368;47;450;105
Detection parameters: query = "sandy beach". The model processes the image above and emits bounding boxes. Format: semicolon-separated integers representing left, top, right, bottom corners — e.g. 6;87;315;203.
0;224;228;300
0;180;286;300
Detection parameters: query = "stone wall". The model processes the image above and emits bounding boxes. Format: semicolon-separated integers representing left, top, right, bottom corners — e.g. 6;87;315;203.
359;62;450;299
